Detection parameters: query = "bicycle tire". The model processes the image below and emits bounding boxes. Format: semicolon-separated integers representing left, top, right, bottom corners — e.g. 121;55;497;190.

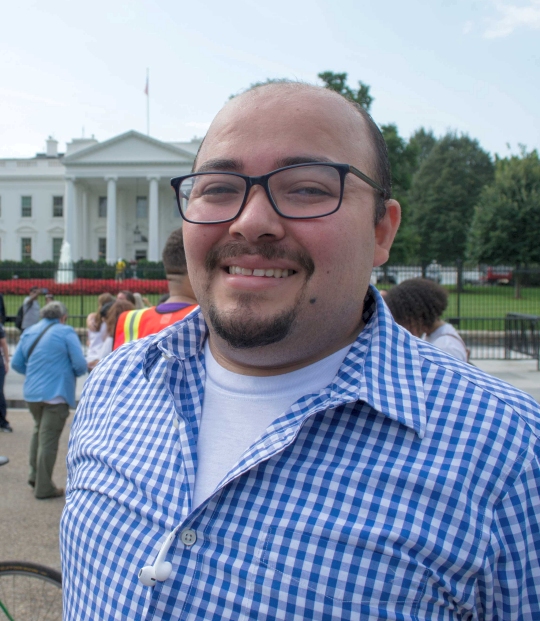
0;561;62;621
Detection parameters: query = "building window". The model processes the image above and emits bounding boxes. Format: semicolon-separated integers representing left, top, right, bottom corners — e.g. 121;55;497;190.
136;196;148;219
98;197;107;218
21;196;32;218
98;237;107;260
53;237;63;263
21;237;32;260
53;196;63;217
135;249;147;261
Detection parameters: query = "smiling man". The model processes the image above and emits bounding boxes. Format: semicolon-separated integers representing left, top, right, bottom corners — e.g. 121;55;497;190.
61;83;540;620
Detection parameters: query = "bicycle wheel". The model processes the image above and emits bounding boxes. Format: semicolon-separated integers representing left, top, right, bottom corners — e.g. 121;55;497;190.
0;561;62;621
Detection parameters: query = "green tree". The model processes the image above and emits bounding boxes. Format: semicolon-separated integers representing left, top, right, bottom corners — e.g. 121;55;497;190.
467;149;540;266
380;124;420;263
408;128;437;168
409;133;494;264
318;71;373;111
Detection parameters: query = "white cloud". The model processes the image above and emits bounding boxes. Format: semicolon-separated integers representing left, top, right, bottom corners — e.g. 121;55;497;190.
484;0;540;38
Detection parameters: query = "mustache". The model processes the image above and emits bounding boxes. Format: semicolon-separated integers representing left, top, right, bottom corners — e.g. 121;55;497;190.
204;241;315;278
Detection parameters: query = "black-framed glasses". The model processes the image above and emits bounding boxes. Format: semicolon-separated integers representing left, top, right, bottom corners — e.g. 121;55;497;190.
170;162;388;225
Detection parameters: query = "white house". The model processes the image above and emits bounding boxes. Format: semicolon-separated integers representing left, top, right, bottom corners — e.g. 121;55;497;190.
0;131;199;263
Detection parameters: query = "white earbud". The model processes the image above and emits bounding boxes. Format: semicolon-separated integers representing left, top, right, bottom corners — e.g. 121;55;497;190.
138;530;176;587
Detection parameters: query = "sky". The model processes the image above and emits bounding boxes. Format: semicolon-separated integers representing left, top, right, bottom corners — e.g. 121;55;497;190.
1;0;538;159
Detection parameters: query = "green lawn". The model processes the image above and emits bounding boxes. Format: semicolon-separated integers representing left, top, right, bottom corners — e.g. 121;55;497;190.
4;286;540;330
445;286;540;319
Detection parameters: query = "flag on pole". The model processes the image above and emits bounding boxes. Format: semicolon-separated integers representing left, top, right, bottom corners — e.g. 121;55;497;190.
145;69;150;135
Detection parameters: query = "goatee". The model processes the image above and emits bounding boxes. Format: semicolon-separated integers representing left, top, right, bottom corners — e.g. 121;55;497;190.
208;299;297;349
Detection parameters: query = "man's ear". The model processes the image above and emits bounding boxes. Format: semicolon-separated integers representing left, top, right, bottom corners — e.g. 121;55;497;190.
373;199;401;267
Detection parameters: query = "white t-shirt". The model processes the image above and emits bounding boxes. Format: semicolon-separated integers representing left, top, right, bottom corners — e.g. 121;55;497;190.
86;321;108;363
192;341;351;508
426;323;468;362
98;335;113;360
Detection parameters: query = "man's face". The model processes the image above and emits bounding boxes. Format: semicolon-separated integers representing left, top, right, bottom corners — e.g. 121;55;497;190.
183;88;400;369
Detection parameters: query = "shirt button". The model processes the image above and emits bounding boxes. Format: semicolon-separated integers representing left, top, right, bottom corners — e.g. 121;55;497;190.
162;352;172;360
180;528;197;546
173;418;179;429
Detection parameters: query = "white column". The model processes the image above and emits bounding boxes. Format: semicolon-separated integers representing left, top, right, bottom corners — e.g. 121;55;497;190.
148;176;160;261
106;177;117;264
64;177;77;260
81;188;88;259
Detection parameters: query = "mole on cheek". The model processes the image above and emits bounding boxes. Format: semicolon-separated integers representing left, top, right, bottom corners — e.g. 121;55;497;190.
309;298;317;304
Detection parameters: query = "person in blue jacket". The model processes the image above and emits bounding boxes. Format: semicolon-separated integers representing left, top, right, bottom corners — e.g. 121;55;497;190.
12;301;87;499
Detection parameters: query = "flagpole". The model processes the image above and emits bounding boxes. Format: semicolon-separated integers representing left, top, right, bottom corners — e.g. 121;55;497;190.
146;68;150;136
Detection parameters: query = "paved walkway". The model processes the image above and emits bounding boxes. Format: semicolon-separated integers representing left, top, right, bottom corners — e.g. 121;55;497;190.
0;409;68;571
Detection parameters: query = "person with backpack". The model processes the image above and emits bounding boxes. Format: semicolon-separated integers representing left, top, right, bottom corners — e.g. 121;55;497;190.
16;286;41;333
12;301;87;499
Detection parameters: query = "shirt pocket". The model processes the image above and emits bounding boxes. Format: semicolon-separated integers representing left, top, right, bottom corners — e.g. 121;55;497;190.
252;524;431;612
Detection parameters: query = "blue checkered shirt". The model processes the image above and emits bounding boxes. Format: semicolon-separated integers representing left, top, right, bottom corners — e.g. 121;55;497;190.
60;289;540;620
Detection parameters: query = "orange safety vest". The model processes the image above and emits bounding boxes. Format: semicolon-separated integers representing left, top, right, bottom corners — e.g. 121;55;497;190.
113;304;198;350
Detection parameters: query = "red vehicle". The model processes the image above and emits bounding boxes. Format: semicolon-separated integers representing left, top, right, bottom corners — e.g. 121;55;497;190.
481;266;513;285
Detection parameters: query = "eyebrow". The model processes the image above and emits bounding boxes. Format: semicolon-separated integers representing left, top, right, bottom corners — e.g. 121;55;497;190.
274;155;334;168
196;158;243;173
196;155;335;175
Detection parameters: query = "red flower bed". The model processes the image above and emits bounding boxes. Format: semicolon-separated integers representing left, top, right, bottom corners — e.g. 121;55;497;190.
0;278;169;296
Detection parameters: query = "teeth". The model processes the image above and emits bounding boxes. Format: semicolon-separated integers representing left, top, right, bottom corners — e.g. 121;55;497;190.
228;266;293;278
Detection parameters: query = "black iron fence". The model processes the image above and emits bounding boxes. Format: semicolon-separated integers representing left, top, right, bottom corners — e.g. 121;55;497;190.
504;314;540;369
1;263;539;361
374;264;540;362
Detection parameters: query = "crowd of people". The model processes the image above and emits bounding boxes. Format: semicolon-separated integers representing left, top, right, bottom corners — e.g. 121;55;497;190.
2;228;197;498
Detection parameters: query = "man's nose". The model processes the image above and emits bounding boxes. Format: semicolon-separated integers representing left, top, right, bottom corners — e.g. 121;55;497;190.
228;185;286;243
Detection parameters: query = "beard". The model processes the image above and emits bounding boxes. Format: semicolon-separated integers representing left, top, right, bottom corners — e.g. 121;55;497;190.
204;241;315;349
208;296;298;349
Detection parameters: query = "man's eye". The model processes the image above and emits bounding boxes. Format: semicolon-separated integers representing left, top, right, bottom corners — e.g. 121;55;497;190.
292;185;330;196
201;185;239;196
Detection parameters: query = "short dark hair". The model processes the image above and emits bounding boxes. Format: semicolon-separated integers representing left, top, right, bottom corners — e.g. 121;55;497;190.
344;99;391;224
194;81;392;224
384;278;448;334
162;228;187;276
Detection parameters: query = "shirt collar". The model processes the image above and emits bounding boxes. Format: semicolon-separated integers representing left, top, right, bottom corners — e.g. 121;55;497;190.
142;286;426;438
335;287;427;438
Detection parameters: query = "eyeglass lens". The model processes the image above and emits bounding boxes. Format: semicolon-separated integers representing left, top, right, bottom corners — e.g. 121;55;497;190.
177;164;342;222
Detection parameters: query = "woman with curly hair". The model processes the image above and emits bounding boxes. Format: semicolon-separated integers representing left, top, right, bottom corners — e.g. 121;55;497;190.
384;278;468;362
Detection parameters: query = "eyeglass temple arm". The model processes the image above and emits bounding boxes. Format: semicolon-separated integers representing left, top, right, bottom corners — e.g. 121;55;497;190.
348;165;388;198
